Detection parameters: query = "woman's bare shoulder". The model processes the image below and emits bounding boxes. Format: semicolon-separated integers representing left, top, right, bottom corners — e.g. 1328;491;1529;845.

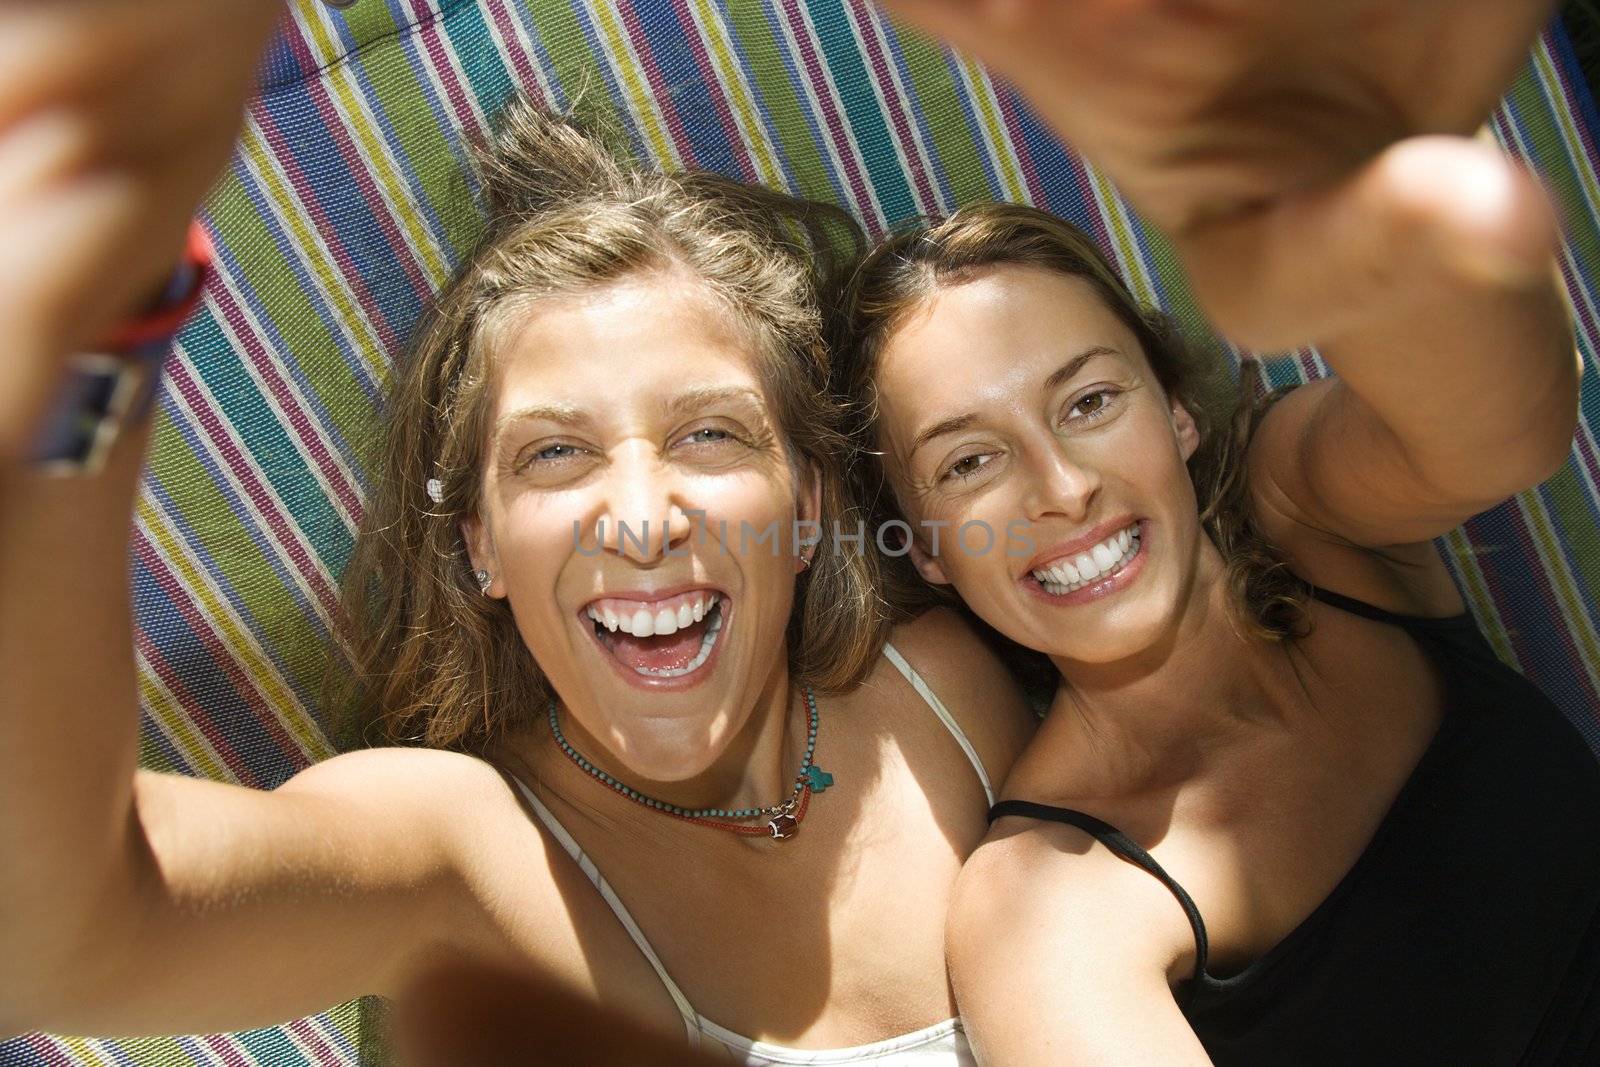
883;607;1038;780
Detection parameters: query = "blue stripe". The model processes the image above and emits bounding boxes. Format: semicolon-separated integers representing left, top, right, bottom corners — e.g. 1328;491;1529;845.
880;20;955;214
803;0;917;224
142;476;322;715
754;0;860;211
152;389;334;647
633;1;745;178
179;313;356;575
132;557;303;788
253;83;431;343
204;227;374;492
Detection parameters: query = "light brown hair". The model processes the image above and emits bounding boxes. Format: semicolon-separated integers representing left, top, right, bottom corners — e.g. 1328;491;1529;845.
333;98;881;753
833;201;1309;641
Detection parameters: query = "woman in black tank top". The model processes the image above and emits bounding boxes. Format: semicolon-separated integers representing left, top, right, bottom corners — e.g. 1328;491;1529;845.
834;183;1597;1063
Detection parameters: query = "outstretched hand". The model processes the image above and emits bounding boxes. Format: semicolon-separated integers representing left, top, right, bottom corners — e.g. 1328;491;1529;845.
0;0;283;464
883;0;1562;349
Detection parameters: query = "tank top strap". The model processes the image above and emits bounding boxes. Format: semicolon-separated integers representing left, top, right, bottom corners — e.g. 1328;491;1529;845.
988;799;1211;998
882;642;995;805
502;771;703;1047
1303;582;1474;631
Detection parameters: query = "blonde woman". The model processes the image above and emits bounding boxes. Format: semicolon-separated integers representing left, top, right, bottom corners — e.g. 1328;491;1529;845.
0;66;1036;1064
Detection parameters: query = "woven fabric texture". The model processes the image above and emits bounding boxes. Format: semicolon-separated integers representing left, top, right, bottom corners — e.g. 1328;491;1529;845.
5;1;1599;1064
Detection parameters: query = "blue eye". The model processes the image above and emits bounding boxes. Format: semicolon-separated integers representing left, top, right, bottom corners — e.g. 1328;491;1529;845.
685;428;730;444
535;443;579;462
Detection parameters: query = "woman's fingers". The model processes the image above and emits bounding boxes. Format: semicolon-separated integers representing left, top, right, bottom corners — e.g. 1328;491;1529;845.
1175;135;1559;351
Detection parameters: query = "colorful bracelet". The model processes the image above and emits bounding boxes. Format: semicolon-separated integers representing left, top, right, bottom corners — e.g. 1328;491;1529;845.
29;223;213;476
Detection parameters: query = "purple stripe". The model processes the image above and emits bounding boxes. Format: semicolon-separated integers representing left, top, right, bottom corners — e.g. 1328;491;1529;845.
777;0;881;229
666;0;761;182
847;5;939;213
165;360;342;619
197;1034;254;1067
286;1017;345;1066
133;530;310;774
485;0;544;102
135;628;262;788
618;2;700;166
276;18;435;327
248;100;408;353
209;282;364;522
22;1036;73;1067
410;0;487;139
993;87;1050;208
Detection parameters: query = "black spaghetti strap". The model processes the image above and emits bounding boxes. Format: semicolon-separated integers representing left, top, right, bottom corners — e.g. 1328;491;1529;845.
1303;582;1473;630
990;799;1211;994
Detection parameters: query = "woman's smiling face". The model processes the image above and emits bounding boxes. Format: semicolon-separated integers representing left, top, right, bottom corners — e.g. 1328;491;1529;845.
464;266;815;783
874;263;1205;665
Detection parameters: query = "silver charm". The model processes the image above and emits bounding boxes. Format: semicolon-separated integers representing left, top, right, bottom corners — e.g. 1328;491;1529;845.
474;569;493;594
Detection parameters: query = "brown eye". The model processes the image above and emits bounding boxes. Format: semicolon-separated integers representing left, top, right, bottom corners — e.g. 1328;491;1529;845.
941;453;994;482
1064;389;1120;424
1075;393;1106;417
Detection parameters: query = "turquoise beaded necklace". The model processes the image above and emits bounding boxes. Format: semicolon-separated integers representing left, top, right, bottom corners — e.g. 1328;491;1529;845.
546;688;834;840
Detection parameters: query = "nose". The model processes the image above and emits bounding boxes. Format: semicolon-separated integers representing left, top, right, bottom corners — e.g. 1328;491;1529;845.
1021;442;1100;524
595;442;696;563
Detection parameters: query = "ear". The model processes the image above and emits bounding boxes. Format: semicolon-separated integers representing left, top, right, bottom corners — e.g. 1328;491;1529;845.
1171;396;1201;463
459;513;505;599
795;462;824;572
907;533;952;586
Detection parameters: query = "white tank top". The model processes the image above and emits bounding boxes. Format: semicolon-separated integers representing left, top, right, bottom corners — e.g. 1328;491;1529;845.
506;643;992;1065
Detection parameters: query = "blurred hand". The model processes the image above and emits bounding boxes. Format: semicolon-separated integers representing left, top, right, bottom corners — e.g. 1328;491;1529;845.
882;0;1561;348
0;0;284;463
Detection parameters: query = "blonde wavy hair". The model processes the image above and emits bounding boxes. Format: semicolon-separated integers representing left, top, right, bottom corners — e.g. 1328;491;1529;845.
833;202;1310;642
333;98;882;753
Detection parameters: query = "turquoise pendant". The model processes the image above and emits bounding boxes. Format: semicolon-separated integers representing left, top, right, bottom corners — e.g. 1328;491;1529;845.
804;765;834;793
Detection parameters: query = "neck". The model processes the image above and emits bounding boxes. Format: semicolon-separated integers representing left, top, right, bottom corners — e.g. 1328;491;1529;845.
539;659;803;815
1044;546;1296;793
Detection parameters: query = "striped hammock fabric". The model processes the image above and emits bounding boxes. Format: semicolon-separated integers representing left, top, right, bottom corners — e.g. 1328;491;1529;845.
6;2;1599;1064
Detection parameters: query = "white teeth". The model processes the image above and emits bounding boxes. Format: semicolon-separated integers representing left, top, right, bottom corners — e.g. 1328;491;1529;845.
634;600;725;678
1031;524;1143;596
588;593;723;638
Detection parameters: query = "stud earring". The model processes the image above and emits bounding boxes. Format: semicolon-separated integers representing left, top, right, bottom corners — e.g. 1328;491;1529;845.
474;569;493;594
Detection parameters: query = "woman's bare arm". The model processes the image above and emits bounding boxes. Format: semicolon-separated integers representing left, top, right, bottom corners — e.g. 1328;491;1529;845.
1245;137;1579;568
948;826;1213;1066
0;433;530;1038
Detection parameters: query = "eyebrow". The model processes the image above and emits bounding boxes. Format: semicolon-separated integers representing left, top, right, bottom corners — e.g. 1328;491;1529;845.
905;345;1123;461
665;386;770;423
495;402;586;437
493;387;773;439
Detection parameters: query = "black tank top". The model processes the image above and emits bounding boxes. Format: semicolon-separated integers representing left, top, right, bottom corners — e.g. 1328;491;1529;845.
991;585;1600;1065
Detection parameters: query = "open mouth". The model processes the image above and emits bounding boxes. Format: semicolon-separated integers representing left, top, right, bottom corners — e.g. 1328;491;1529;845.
584;590;727;679
1029;522;1144;596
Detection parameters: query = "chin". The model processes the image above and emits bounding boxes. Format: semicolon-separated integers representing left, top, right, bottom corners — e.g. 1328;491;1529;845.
593;707;746;784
